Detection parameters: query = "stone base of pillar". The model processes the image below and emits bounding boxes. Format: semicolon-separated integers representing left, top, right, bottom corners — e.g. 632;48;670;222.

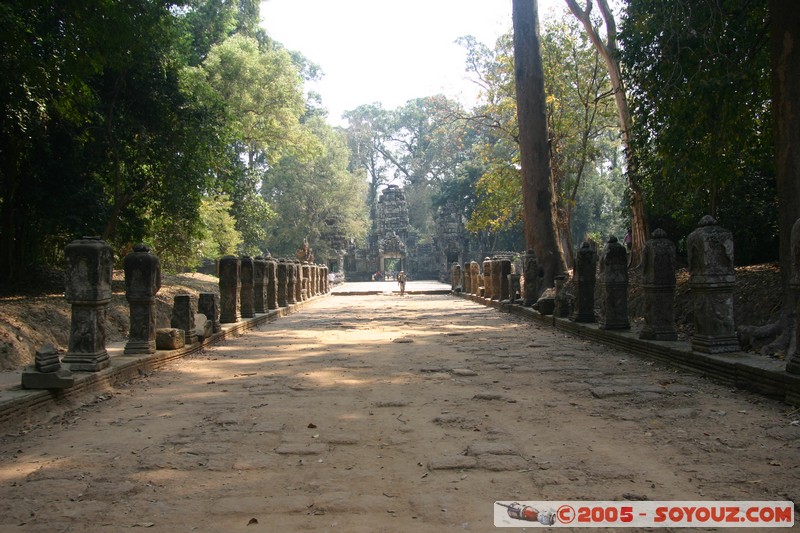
787;354;800;375
62;351;110;372
639;328;678;341
124;339;156;355
691;334;739;354
599;319;630;330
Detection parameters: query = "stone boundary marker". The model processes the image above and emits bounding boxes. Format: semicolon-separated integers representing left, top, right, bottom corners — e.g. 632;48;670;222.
458;292;800;406
0;296;323;430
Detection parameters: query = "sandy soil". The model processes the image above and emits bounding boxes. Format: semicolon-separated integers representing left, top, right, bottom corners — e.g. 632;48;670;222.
0;293;798;532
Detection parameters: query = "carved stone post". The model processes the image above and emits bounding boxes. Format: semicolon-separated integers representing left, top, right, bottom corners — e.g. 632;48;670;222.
123;244;161;355
171;294;196;344
198;293;220;333
253;256;267;313
523;250;538;306
277;259;288;307
451;263;462;292
219;255;240;323
266;258;279;310
687;216;739;353
301;263;311;301
463;263;472;294
640;229;678;340
491;258;502;301
62;237;113;371
239;256;255;318
482;258;493;299
498;258;511;301
570;241;597;323
470;262;480;296
294;261;303;302
599;236;630;330
509;274;521;303
286;260;297;305
554;274;569;318
787;219;800;374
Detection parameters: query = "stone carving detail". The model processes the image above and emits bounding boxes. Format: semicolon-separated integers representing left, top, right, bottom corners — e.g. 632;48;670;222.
123;244;161;355
469;262;480;296
497;258;511;302
640;229;677;340
22;344;74;389
599;236;630;330
219;255;240;323
490;258;502;301
266;258;279;309
293;260;303;304
554;274;569;317
451;263;462;292
62;237;113;371
687;215;739;353
571;241;597;323
240;256;255;318
788;219;800;374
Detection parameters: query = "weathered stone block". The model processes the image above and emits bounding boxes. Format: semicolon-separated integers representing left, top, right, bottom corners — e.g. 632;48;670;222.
156;328;185;350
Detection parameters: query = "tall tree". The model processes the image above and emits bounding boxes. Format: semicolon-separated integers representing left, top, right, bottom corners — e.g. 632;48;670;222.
513;0;567;297
565;0;649;266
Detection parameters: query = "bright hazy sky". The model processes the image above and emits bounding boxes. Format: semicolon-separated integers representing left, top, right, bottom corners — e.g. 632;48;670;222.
260;0;567;126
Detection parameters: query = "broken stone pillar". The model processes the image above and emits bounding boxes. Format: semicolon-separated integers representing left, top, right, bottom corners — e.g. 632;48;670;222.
640;229;678;341
171;293;196;345
239;256;255;319
469;262;480;296
277;259;289;307
218;255;240;323
451;263;462;292
123;244;161;355
571;241;597;323
498;258;511;301
253;256;267;314
286;260;298;305
554;274;570;317
198;293;220;333
523;250;538;306
463;264;472;294
266;258;279;310
491;258;502;301
482;258;493;299
509;274;521;303
787;219;800;374
599;236;630;330
687;215;739;353
62;236;113;372
21;344;75;389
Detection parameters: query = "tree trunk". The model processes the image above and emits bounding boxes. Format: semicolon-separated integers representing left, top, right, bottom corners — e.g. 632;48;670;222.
513;0;567;298
565;0;649;267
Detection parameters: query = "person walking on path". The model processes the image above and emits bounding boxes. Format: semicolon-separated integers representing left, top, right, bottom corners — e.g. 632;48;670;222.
397;270;407;295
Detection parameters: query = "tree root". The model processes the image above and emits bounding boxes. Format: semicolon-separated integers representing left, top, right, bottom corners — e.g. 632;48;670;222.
738;311;796;358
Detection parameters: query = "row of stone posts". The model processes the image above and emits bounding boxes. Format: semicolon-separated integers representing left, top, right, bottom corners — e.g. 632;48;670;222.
450;216;746;358
35;239;330;386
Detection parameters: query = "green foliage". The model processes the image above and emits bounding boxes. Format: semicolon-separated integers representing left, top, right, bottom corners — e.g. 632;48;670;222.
620;0;776;263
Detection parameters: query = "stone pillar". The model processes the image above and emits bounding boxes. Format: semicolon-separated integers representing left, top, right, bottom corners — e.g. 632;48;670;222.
554;274;569;318
463;264;472;294
640;229;678;341
787;219;800;374
198;293;221;333
687;215;739;353
482;258;493;299
287;261;298;305
523;250;538;306
277;259;289;307
123;244;161;355
239;256;255;318
219;255;240;323
509;274;521;303
266;258;279;310
293;261;303;303
253;256;267;314
491;258;502;301
599;236;630;330
171;293;196;345
62;237;113;372
310;265;318;296
451;263;462;292
301;263;310;301
470;262;480;296
324;265;330;293
498;258;511;301
571;241;597;323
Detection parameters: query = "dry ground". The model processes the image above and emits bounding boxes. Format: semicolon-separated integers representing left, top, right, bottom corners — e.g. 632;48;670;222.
0;293;797;532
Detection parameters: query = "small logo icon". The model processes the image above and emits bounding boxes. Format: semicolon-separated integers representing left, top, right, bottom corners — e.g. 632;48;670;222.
496;502;556;525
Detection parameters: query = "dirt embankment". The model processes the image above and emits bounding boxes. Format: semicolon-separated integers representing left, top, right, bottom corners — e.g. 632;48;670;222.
0;272;219;370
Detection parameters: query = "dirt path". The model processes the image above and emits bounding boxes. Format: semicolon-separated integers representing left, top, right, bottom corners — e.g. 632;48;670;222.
0;294;798;532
